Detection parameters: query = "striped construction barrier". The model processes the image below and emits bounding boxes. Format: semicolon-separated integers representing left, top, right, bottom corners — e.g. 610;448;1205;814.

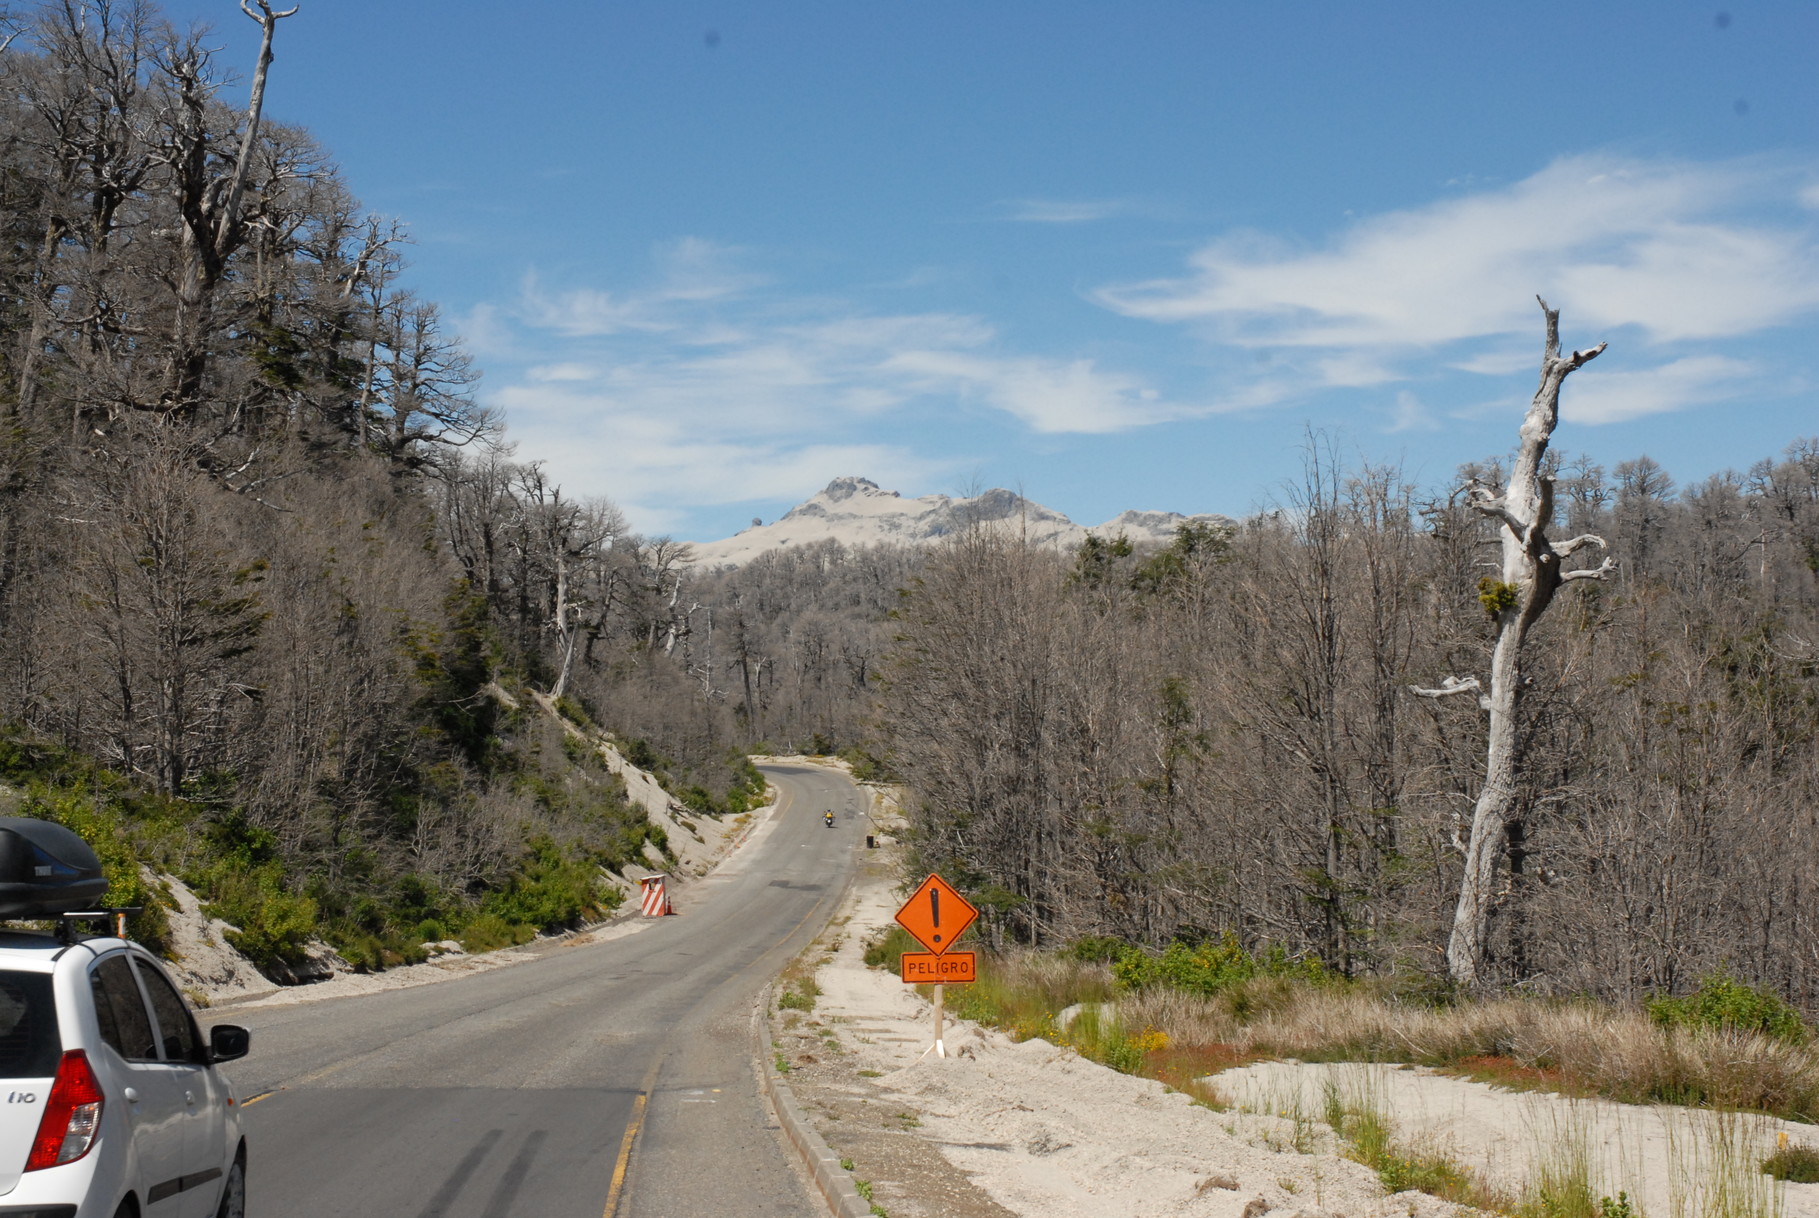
639;874;672;917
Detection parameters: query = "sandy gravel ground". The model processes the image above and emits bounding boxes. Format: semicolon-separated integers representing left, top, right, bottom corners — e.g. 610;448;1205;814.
1219;1060;1819;1218
778;862;1459;1218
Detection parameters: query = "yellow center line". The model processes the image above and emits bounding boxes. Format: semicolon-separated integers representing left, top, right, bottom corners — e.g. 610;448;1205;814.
601;1053;664;1217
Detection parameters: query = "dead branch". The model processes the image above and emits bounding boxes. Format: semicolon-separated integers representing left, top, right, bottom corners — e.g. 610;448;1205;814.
1560;557;1616;583
1410;675;1491;711
1554;533;1607;558
1467;489;1530;539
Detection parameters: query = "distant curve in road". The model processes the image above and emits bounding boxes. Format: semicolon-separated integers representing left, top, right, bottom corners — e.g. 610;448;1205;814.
222;763;865;1218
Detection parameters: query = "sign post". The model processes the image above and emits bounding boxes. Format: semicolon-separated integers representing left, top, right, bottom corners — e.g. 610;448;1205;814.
893;874;978;1059
935;980;943;1056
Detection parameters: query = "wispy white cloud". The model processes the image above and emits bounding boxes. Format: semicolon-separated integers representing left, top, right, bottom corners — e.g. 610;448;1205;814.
1386;390;1441;433
1098;156;1819;347
1312;352;1400;388
503;305;1197;441
521;277;673;337
528;362;598;382
653;236;767;301
450;302;516;359
493;381;945;534
517;238;764;338
1564;355;1756;424
883;351;1178;433
1092;154;1819;426
1447;347;1533;377
487;249;1217;526
998;198;1128;224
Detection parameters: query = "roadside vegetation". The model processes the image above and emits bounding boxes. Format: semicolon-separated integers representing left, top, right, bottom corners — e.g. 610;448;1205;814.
866;929;1819;1212
0;695;683;972
887;933;1819;1121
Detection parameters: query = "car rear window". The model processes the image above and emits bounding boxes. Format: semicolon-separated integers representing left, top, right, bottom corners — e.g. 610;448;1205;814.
0;971;58;1078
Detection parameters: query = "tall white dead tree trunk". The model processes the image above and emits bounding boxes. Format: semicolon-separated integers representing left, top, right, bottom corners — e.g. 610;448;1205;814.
1414;298;1614;987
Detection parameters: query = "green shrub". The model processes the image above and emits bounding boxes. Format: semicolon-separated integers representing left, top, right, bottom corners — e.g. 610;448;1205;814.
479;837;606;931
675;754;767;816
332;930;385;973
1646;972;1809;1043
560;733;600;768
553;695;595;729
1112;932;1324;996
204;865;318;969
863;926;916;971
1066;935;1127;963
1763;1144;1819;1183
1478;577;1520;618
778;975;821;1011
461;912;534;953
623;738;667;773
837;745;890;783
27;787;171;952
1063;1006;1146;1073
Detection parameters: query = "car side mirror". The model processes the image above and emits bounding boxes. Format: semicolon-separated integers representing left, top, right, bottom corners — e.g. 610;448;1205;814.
209;1024;250;1064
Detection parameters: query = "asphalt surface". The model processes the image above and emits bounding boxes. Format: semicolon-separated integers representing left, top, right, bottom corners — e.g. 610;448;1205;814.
219;764;867;1218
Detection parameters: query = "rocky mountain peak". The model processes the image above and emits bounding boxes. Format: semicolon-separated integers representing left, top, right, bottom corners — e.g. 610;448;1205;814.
691;478;1231;568
820;476;895;503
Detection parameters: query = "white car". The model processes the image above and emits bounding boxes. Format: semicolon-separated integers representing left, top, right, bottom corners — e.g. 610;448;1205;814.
0;926;250;1218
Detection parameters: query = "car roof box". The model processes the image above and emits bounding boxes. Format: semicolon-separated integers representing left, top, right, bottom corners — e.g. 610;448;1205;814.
0;818;108;918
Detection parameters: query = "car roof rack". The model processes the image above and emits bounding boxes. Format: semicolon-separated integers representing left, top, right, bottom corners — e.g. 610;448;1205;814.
53;908;143;945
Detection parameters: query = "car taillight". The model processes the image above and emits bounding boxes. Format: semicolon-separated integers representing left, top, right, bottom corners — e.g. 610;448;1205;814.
25;1049;104;1171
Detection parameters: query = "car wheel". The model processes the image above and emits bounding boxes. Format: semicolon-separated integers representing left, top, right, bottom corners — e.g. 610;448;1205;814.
113;1200;137;1218
214;1156;246;1218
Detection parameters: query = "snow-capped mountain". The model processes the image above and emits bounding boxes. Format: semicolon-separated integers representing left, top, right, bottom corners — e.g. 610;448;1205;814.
688;477;1232;568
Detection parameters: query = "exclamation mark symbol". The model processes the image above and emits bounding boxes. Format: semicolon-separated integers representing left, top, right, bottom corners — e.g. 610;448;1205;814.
930;886;942;946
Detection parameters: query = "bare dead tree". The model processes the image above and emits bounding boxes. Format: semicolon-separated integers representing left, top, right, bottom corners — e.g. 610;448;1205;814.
1412;297;1614;987
155;0;297;413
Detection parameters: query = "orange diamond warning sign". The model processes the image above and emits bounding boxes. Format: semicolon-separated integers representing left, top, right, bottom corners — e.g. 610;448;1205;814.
894;873;978;956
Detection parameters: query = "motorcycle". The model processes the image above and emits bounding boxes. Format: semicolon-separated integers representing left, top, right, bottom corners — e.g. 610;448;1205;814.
824;810;835;828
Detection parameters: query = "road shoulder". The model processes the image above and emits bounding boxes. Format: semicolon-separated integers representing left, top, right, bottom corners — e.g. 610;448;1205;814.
764;848;1019;1218
769;853;1463;1218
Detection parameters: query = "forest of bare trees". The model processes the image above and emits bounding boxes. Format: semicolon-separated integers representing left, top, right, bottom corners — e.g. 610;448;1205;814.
684;539;918;755
0;1;1810;1010
0;0;760;966
878;426;1819;1005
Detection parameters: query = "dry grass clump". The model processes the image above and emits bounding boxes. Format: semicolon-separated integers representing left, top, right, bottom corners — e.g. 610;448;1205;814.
942;951;1116;1041
1200;984;1819;1121
918;945;1819;1122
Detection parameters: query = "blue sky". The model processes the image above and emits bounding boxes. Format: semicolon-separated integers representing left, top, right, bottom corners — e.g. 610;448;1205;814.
186;2;1819;539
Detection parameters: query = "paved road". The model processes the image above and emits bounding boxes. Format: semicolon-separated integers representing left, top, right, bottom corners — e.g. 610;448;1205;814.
221;763;866;1218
